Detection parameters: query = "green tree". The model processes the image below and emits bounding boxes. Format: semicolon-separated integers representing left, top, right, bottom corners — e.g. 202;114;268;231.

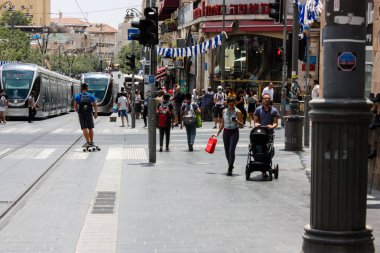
0;10;32;27
0;27;30;61
48;54;100;77
117;44;141;73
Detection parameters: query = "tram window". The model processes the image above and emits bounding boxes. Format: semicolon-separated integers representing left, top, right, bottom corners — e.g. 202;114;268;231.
84;78;108;101
2;70;34;99
32;77;41;97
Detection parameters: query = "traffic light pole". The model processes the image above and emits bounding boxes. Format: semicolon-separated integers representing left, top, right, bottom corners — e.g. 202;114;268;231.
291;0;299;89
148;1;157;164
220;0;226;89
281;0;288;127
301;0;375;252
131;40;136;129
303;29;310;146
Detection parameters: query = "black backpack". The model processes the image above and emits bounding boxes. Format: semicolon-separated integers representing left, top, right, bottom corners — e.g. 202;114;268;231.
78;93;93;114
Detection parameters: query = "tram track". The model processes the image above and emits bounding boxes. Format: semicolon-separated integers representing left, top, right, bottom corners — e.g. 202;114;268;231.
0;116;105;222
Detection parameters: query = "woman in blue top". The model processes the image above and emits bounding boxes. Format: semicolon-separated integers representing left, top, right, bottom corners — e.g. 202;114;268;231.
212;97;243;176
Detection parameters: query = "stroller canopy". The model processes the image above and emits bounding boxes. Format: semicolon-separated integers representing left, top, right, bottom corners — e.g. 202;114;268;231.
250;127;271;144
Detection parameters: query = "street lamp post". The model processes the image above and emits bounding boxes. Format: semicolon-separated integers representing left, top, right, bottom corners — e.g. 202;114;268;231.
301;0;375;252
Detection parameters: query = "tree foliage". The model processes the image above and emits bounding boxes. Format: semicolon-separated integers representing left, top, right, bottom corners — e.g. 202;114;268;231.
117;44;141;74
0;10;32;27
0;27;30;61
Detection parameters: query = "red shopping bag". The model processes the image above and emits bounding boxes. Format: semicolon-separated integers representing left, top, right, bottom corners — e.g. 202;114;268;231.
205;137;217;154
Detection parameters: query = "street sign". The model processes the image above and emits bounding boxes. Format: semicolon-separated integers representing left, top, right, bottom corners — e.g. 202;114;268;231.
127;28;140;41
148;75;155;85
145;60;151;66
338;52;357;71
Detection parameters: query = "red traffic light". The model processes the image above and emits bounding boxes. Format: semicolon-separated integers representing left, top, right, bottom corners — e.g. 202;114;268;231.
277;48;282;56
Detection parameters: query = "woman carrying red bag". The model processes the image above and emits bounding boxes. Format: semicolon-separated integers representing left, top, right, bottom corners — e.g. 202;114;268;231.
212;97;243;176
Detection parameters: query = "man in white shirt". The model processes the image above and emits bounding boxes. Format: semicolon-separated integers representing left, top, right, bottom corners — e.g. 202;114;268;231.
262;82;274;99
117;93;129;127
213;86;226;129
311;80;320;99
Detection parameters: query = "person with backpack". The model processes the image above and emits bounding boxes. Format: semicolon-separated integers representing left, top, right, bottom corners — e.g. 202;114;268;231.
74;83;98;148
157;93;174;152
182;92;201;151
0;89;8;124
27;91;37;123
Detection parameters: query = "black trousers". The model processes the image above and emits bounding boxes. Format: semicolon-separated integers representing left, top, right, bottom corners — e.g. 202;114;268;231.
143;105;148;126
159;127;171;148
28;108;34;122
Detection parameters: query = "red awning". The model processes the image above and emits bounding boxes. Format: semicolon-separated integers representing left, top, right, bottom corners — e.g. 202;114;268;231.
156;72;167;80
157;66;167;74
201;21;234;33
238;20;292;32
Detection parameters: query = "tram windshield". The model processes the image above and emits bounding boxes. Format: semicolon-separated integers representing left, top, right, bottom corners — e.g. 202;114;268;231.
85;78;108;101
2;70;34;99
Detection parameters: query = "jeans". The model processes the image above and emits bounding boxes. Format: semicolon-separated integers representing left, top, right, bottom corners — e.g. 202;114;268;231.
143;105;148;126
185;122;197;146
28;107;34;122
223;128;239;167
159;127;171;148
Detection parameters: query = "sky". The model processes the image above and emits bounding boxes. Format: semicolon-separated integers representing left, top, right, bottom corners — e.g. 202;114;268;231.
51;0;142;29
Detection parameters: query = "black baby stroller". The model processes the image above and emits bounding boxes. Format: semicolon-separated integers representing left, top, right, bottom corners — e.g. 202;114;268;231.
245;126;279;181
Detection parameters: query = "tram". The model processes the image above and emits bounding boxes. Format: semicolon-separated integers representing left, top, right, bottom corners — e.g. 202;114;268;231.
81;72;114;114
124;74;144;93
0;63;81;118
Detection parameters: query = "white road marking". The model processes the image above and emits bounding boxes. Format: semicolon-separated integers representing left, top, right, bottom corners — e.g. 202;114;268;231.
52;128;65;134
1;128;17;133
102;129;112;134
367;200;380;205
0;148;12;156
68;150;90;160
34;148;56;159
75;148;122;253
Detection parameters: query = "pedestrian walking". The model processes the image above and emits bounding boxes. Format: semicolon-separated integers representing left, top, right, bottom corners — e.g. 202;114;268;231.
192;89;199;104
135;90;142;119
74;83;98;148
236;88;247;126
142;91;150;128
173;86;185;127
253;93;279;177
213;85;226;129
262;82;274;100
0;89;8;124
311;80;320;99
247;91;258;128
157;93;174;152
199;89;207;120
212;97;243;176
204;87;214;121
27;91;37;123
182;92;201;151
117;92;129;127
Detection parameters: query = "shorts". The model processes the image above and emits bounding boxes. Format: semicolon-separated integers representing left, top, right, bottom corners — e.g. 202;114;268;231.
213;104;224;118
0;107;5;112
119;109;127;117
78;113;94;129
135;103;142;113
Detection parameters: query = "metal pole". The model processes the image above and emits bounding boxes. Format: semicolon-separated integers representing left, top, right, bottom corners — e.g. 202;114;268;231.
220;0;226;89
301;0;375;251
148;0;157;163
303;29;310;147
280;0;288;127
131;40;136;128
291;0;299;85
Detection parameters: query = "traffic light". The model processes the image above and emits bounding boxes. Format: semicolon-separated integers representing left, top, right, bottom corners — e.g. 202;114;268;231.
277;47;282;56
130;7;158;46
126;55;136;70
269;0;283;23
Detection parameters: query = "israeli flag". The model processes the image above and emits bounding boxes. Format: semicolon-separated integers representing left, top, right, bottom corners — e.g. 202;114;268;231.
187;47;192;57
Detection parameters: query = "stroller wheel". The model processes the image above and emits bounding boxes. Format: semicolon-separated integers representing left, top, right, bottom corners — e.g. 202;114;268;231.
274;164;279;179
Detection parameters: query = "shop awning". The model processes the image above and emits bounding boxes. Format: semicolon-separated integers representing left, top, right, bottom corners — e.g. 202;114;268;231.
157;66;167;74
201;21;234;33
238;20;292;32
158;0;179;21
156;71;167;80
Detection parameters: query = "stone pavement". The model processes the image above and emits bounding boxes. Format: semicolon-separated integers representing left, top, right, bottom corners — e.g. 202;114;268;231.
0;116;378;252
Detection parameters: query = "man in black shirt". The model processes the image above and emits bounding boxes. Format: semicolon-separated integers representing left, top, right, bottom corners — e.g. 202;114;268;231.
173;86;185;127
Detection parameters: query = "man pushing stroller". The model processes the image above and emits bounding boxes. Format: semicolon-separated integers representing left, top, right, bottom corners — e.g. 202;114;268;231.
253;92;279;177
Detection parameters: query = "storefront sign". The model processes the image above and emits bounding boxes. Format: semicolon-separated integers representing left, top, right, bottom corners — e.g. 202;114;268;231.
193;0;270;19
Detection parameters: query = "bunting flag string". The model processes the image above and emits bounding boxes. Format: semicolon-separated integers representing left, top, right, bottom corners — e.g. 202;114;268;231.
157;33;223;58
296;0;323;31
